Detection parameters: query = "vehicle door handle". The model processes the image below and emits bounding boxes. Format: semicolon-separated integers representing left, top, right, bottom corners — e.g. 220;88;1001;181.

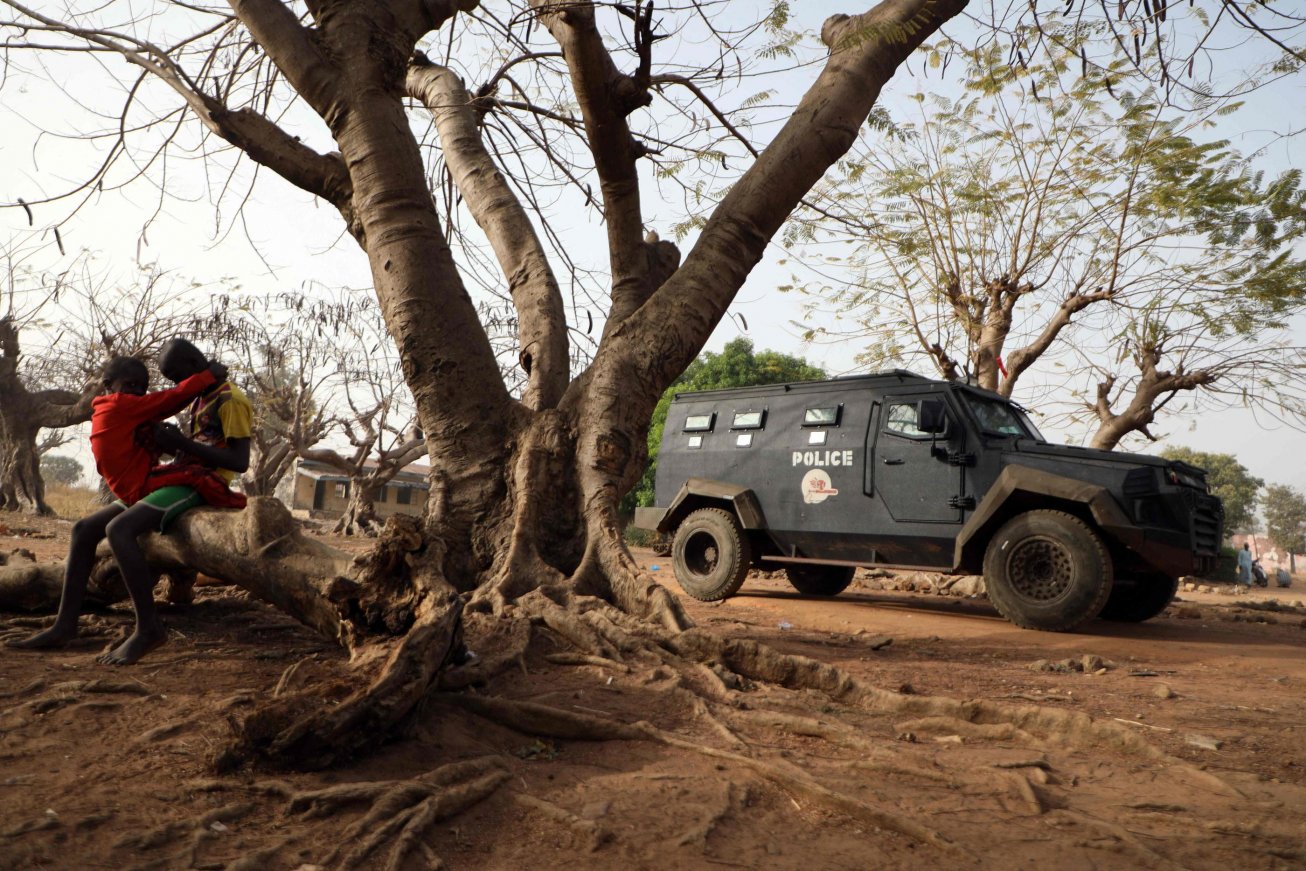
882;458;904;465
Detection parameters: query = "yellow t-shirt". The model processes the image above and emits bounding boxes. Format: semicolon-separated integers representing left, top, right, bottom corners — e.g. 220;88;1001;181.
186;382;254;482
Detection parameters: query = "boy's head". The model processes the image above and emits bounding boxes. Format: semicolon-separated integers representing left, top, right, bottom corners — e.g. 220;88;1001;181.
158;337;210;384
102;356;149;396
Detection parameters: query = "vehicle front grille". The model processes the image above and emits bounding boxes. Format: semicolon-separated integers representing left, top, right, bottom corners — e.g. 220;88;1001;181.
1192;494;1223;555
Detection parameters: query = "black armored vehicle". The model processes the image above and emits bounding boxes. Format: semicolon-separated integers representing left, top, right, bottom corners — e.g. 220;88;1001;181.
633;371;1223;631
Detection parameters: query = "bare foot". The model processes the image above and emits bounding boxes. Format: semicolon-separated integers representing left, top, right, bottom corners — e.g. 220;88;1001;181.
96;626;166;666
7;624;77;650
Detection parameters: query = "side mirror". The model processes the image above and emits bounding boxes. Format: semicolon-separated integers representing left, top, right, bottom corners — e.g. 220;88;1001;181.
918;398;948;434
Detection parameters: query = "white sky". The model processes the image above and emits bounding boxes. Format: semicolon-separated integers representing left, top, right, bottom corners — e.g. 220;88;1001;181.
1;2;1303;498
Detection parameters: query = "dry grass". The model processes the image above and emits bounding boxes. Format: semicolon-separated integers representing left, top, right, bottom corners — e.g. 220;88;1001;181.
43;485;101;520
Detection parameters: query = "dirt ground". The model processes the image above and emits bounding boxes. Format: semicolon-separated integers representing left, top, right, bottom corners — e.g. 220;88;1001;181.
2;515;1305;870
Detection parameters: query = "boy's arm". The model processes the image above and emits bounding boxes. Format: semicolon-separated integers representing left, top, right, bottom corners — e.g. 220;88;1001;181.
154;385;252;473
157;433;251;473
117;365;221;423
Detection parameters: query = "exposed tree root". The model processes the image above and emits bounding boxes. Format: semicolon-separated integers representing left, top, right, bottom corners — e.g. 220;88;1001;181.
0;551;122;613
894;715;1041;747
679;690;746;751
224;595;465;770
542;651;629;673
438;612;532;691
113;801;255;871
673;781;744;850
1048;809;1187;870
286;755;512;871
513;792;613;852
444;693;966;856
1;677;155;730
668;628;1181;761
996;769;1047;815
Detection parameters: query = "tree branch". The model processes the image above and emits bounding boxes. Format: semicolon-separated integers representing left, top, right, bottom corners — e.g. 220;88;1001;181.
226;0;341;118
1002;287;1114;394
529;0;659;336
623;0;968;386
407;58;569;410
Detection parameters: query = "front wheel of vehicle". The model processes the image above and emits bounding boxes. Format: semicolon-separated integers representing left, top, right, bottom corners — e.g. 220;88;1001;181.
1097;575;1179;623
784;564;855;597
671;508;753;601
982;510;1113;631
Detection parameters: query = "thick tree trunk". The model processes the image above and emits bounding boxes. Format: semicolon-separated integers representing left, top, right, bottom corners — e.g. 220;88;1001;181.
0;422;49;515
335;481;384;536
0;319;93;515
0;0;967;773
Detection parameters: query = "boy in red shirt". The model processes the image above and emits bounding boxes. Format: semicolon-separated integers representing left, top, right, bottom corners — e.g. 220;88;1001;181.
9;354;227;664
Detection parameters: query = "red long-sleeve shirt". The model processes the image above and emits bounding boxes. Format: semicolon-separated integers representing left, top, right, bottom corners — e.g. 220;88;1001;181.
90;369;218;504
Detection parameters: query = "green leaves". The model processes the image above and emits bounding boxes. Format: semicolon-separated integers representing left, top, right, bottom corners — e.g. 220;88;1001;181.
622;339;826;512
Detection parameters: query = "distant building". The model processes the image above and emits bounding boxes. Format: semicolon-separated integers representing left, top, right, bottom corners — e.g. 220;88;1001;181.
286;458;429;520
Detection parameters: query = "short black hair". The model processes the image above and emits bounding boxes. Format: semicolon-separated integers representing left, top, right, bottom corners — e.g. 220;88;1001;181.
103;356;148;387
158;337;209;379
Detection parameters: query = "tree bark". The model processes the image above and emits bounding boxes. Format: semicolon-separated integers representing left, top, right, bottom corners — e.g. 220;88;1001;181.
0;0;967;769
335;480;383;536
0;318;94;515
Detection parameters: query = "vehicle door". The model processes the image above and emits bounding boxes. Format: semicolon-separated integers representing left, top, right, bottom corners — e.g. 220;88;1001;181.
871;395;966;523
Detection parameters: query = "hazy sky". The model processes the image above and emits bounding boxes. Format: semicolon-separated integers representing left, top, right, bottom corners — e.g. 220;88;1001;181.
1;2;1303;497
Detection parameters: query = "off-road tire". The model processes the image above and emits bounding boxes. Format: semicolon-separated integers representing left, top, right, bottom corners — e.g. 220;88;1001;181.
982;510;1113;631
785;564;855;597
671;508;753;601
1097;575;1179;623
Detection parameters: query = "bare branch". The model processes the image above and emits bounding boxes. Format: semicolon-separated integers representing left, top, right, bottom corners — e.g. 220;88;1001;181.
407;57;568;410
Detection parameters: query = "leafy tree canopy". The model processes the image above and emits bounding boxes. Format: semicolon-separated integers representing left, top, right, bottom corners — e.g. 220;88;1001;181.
1160;447;1263;532
790;34;1306;452
627;338;825;511
39;454;84;488
1264;484;1306;557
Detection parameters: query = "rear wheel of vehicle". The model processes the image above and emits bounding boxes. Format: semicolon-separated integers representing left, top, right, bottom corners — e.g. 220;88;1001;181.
671;508;753;601
784;564;855;597
982;510;1113;631
1097;575;1179;623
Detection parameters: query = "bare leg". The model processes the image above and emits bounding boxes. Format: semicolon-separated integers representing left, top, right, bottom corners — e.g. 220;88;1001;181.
7;504;124;650
97;504;169;666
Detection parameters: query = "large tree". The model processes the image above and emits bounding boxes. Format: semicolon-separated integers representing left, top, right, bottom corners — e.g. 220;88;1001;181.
794;36;1306;451
2;6;1303;858
0;317;94;514
0;0;969;765
1263;483;1306;571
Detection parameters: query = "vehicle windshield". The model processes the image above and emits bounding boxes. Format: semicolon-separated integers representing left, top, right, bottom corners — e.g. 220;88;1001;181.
959;392;1040;439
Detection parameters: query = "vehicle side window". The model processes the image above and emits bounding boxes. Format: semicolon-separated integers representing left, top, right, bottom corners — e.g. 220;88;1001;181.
885;402;943;439
683;412;715;433
803;406;841;426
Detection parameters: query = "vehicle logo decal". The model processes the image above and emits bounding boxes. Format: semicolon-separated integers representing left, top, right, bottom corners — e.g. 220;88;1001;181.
801;469;839;504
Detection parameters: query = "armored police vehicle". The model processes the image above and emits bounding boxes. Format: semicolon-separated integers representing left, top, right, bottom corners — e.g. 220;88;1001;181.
633;371;1223;631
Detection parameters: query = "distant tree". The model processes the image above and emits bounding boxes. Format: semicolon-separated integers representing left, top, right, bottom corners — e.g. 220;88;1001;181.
1159;448;1263;533
292;302;425;536
1263;484;1306;572
1;253;196;514
626;338;825;513
38;454;83;488
211;295;335;499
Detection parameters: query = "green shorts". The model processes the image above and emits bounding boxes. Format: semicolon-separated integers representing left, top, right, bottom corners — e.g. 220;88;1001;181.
115;486;206;532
